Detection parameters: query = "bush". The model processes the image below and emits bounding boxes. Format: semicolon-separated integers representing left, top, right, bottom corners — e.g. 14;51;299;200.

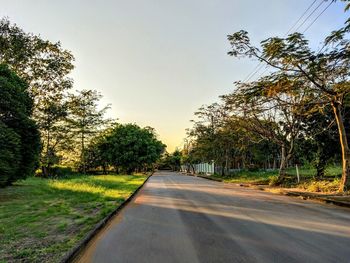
269;176;280;186
300;179;340;193
36;166;75;178
0;122;21;186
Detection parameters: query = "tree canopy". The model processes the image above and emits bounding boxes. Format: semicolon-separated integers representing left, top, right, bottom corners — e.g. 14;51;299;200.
0;64;40;186
85;124;166;174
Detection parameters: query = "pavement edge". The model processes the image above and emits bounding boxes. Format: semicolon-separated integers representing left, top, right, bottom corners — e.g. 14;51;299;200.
60;174;152;263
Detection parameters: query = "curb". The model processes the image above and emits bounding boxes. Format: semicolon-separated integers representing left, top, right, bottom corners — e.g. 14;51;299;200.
282;191;350;208
196;175;223;182
182;172;223;182
60;174;152;263
191;174;350;209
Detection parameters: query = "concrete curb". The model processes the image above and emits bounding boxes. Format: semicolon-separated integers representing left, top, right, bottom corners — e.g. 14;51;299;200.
282;191;350;208
197;175;223;182
60;175;152;263
193;174;350;209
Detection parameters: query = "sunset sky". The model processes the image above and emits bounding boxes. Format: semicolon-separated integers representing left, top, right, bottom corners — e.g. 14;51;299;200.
1;0;348;151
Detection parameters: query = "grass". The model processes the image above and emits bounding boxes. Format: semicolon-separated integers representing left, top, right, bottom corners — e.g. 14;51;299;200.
212;170;276;184
0;174;147;263
212;166;342;192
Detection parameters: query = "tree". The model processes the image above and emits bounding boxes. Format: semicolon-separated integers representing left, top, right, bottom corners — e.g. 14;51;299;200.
0;18;75;176
0;18;74;104
86;124;165;174
300;105;340;179
0;64;40;186
83;130;111;174
227;21;350;190
36;96;72;176
67;90;110;173
222;76;306;180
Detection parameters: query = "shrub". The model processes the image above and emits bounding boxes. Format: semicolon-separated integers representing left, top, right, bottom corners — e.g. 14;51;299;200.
300;179;340;193
36;166;75;178
269;176;280;186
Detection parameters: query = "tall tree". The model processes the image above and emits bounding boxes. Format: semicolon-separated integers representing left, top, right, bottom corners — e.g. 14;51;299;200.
0;18;74;107
222;76;306;180
67;89;110;173
0;18;75;175
227;22;350;190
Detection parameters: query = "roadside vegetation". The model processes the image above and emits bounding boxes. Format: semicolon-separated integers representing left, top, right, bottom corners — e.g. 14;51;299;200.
0;174;147;262
0;17;165;185
0;17;165;263
176;1;350;193
209;166;342;192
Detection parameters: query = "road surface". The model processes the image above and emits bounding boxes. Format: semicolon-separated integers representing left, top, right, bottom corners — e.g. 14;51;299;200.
75;171;350;263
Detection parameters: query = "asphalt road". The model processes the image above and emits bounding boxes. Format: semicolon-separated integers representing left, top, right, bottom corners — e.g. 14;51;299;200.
75;171;350;263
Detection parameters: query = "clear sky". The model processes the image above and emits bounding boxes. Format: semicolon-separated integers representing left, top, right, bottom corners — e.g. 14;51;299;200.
1;0;348;151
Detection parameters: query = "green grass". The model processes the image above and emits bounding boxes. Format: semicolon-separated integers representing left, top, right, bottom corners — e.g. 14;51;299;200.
0;174;147;263
213;166;342;186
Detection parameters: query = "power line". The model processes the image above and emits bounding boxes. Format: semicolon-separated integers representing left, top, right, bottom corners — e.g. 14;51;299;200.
293;0;326;33
244;0;333;82
242;63;263;82
302;0;333;33
285;0;319;36
243;0;324;82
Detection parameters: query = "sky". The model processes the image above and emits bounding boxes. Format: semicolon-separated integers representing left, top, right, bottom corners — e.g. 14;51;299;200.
1;0;348;151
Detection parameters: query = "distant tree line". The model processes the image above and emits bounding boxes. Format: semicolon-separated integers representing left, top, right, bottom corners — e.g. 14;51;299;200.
183;3;350;192
0;18;165;186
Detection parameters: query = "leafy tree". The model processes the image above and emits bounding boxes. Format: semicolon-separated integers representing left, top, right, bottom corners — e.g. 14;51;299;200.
222;76;307;180
67;89;110;173
159;150;182;171
0;18;74;103
83;130;111;174
227;18;350;190
0;64;40;186
0;18;75;176
301;105;340;179
36;97;72;176
86;124;165;174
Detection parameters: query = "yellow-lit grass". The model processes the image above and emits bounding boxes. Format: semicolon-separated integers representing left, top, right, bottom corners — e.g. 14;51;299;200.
0;174;147;263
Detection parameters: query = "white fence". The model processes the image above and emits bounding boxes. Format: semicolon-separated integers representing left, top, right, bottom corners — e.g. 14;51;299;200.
181;162;215;175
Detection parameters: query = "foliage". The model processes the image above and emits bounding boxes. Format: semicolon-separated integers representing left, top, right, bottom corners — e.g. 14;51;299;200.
184;5;350;191
67;89;111;173
226;22;350;191
299;178;340;193
35;165;76;178
0;64;40;186
85;124;166;174
0;17;76;177
159;150;182;171
0;17;74;102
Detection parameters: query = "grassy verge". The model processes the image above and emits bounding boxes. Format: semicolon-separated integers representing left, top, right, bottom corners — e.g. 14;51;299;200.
212;170;276;184
0;174;147;263
211;166;342;192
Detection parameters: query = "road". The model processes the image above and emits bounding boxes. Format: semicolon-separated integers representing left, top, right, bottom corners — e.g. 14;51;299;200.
75;171;350;263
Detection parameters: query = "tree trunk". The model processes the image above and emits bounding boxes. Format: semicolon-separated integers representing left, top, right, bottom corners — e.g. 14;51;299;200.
315;144;326;180
81;132;86;174
42;130;51;177
332;101;350;192
278;144;287;180
190;164;195;174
